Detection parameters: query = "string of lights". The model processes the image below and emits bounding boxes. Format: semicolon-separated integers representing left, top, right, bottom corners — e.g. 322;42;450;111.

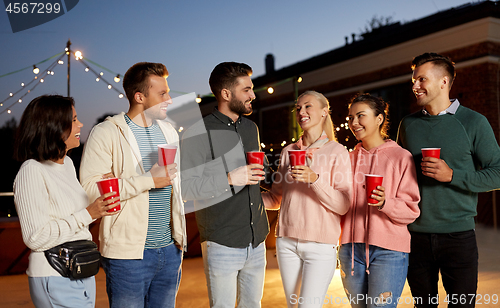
0;41;337;147
0;52;64;79
79;56;121;80
0;42;297;117
2;75;39;105
0;53;66;115
77;53;194;96
72;55;353;151
256;76;295;95
77;57;124;99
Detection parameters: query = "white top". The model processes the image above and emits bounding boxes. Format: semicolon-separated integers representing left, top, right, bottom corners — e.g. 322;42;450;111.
13;156;93;277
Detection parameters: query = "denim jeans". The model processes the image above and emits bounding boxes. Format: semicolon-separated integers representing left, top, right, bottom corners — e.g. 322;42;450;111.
407;230;478;308
201;241;266;308
276;237;337;308
339;243;408;308
101;244;183;308
29;276;95;308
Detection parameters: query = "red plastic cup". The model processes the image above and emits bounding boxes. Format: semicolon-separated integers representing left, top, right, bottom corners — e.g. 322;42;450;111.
365;174;383;204
421;148;441;158
96;178;120;212
288;150;306;167
247;151;265;180
158;144;178;166
246;151;265;165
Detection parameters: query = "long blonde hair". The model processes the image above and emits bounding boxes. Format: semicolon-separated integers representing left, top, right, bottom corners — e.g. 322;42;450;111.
297;90;337;142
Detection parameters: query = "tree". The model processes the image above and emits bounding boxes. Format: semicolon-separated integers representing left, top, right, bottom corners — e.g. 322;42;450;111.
361;15;395;33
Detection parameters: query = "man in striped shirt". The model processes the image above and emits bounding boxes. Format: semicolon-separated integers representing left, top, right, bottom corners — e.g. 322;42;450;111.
80;62;187;308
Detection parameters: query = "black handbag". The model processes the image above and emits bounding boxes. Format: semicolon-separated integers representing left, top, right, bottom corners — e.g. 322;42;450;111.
44;240;101;280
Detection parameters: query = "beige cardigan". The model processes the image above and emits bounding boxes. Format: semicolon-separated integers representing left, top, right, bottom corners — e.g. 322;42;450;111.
80;112;186;259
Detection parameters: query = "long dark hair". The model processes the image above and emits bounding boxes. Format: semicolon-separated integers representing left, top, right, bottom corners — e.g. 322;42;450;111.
349;93;390;139
14;95;74;162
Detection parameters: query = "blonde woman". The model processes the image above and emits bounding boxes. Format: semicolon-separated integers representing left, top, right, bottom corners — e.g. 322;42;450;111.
263;91;352;307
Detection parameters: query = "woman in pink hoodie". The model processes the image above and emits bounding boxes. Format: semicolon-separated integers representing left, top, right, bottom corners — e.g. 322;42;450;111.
263;91;352;308
340;94;420;308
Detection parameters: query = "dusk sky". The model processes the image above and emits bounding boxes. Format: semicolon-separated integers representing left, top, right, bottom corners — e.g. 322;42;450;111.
1;0;475;140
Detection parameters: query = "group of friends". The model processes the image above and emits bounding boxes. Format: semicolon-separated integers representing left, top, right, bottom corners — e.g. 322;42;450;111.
12;52;500;308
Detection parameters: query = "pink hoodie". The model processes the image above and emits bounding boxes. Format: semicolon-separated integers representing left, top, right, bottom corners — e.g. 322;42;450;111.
263;139;352;244
341;140;420;255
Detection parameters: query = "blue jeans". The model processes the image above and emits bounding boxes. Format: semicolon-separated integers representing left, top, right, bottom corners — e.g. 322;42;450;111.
101;244;183;308
29;276;95;308
339;243;408;308
407;230;478;308
201;241;266;308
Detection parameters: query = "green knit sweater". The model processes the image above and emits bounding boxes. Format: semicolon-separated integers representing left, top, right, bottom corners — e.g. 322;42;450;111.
398;104;500;233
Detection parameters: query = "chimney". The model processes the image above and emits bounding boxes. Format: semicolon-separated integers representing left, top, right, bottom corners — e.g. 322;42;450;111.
265;54;275;75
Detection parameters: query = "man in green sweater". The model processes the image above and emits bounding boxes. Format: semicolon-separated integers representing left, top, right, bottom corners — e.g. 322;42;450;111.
398;52;500;308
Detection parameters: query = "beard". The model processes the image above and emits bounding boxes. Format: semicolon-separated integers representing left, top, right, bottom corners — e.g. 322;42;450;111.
229;96;253;116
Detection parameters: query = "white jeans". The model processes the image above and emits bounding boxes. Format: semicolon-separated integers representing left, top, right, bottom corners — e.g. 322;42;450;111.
276;237;337;308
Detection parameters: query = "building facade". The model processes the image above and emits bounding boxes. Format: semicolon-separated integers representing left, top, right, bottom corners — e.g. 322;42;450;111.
198;1;500;226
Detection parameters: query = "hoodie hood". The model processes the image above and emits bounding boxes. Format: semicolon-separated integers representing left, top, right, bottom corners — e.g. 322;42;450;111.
353;139;400;154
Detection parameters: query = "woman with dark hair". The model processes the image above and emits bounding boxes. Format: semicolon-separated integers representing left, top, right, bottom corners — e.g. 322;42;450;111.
340;93;420;308
13;95;119;307
263;91;352;307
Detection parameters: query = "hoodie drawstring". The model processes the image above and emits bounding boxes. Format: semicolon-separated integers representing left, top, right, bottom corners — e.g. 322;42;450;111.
350;150;361;276
364;147;379;275
350;144;380;276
